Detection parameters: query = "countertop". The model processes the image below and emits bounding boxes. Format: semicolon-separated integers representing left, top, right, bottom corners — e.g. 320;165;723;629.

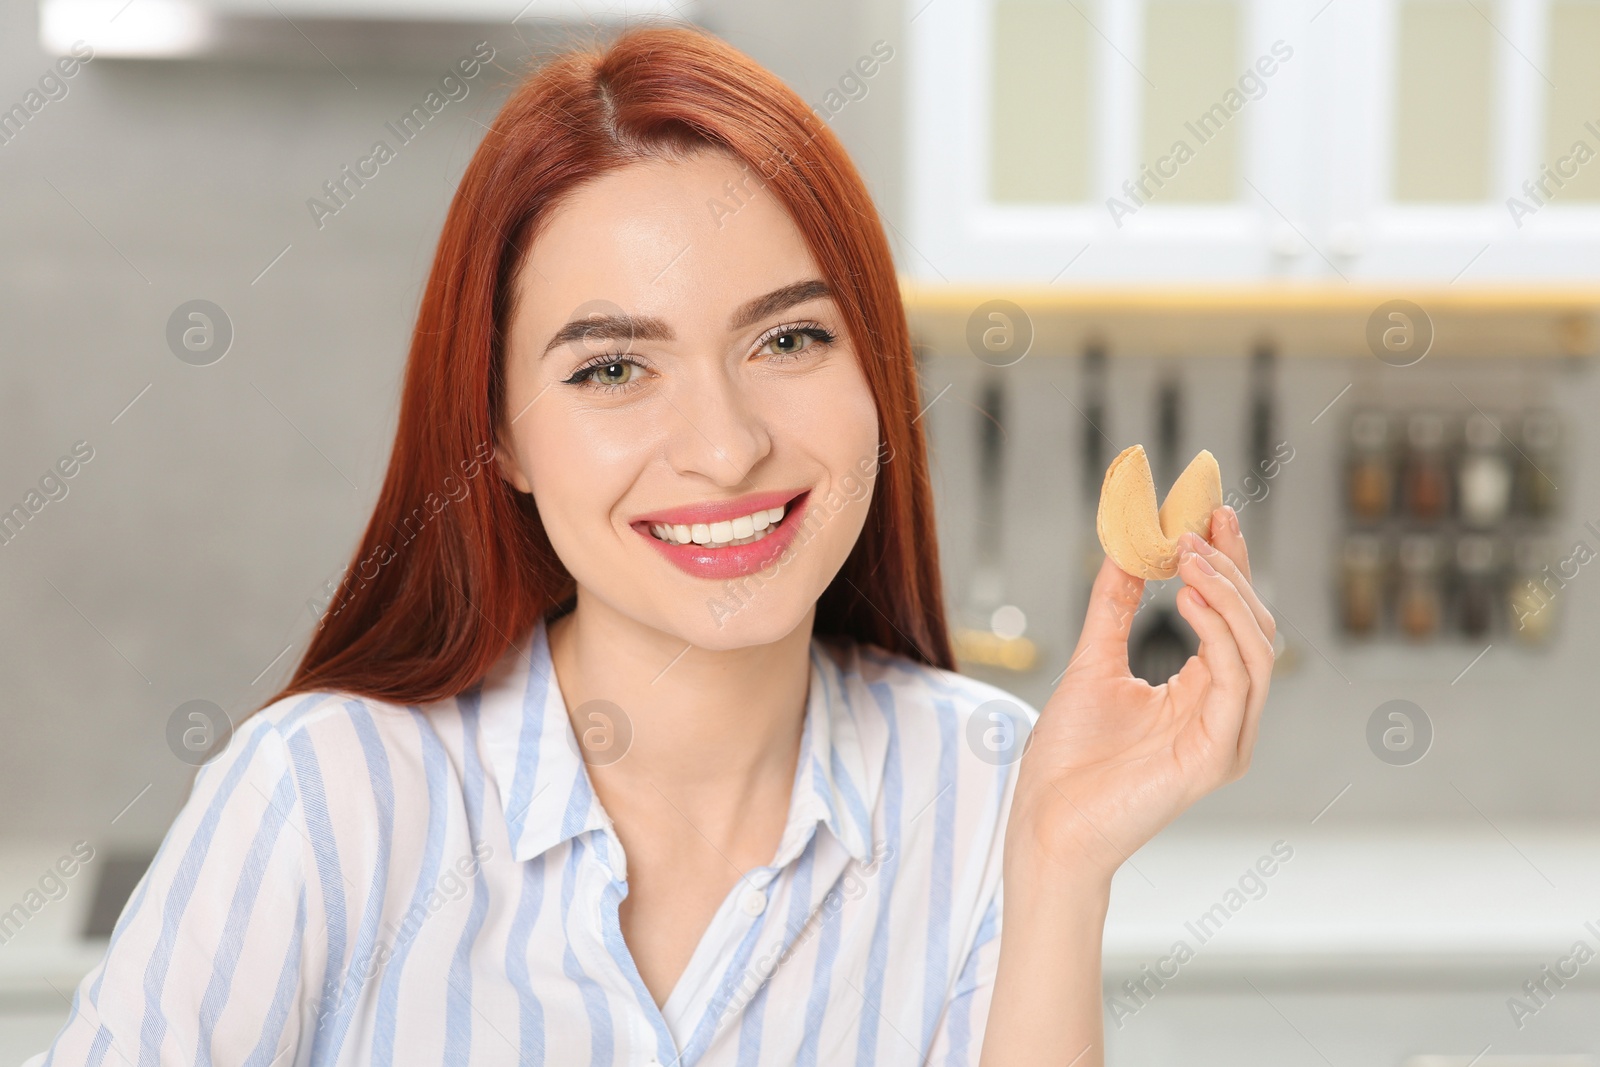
3;822;1598;999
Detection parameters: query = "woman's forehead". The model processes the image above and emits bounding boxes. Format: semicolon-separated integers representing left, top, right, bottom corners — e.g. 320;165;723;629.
515;154;821;338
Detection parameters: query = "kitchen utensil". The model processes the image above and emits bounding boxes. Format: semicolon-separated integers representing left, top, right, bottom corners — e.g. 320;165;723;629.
952;373;1037;671
1129;375;1197;685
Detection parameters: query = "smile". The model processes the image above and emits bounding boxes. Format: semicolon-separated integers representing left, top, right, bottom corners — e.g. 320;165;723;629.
631;489;811;581
647;502;789;547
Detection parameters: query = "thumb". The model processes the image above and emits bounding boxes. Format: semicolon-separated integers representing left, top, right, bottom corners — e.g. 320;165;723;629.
1068;555;1145;677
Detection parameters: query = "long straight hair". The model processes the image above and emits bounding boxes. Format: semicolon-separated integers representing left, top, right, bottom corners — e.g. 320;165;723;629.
261;23;954;711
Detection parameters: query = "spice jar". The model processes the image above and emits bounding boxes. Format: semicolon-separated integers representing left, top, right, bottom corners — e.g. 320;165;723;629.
1507;535;1557;643
1396;533;1445;640
1338;533;1386;636
1516;410;1560;519
1457;413;1513;527
1345;411;1393;522
1401;412;1451;522
1454;533;1500;638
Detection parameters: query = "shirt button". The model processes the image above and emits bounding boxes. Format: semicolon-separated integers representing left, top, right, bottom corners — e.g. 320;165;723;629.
739;889;768;916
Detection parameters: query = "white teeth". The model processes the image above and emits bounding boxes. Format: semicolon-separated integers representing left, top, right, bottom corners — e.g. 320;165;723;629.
648;501;792;546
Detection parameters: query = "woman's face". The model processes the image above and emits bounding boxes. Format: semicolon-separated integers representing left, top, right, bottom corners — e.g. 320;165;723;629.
496;148;882;650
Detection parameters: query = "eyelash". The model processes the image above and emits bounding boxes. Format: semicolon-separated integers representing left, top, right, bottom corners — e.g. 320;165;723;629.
561;321;838;394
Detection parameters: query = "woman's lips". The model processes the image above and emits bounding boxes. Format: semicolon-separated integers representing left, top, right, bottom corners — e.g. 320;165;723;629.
636;490;810;581
630;487;806;528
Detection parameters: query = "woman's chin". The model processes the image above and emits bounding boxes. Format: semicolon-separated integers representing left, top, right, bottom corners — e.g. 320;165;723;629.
650;593;817;653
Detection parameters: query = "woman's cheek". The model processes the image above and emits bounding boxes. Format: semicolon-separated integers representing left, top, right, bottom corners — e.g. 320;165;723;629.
524;419;611;557
831;364;881;493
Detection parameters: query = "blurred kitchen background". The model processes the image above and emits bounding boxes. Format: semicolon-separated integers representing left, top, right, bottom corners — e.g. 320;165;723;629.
3;0;1599;1062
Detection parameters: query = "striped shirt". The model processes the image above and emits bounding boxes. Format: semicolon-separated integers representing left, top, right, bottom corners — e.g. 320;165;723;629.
29;615;1037;1067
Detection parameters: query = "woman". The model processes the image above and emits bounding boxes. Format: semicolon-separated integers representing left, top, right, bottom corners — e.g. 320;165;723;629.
31;23;1274;1067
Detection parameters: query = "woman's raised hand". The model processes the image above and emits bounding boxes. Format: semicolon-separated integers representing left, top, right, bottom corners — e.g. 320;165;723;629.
1004;504;1277;888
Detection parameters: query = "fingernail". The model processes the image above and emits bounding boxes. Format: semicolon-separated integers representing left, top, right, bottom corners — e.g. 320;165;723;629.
1184;530;1216;554
1227;507;1240;534
1187;549;1217;575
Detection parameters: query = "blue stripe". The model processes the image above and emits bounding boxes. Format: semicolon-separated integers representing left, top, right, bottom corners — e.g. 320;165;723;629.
854;680;905;1067
734;980;770;1067
920;696;959;1049
560;759;595;841
84;1027;111;1067
829;747;872;856
324;705;401;1066
88;875;144;1010
44;970;91;1067
89;693;326;1022
444;694;492;1066
506;854;549;1066
792;884;844;1067
809;752;837;832
735;834;818;1065
593;833;678;1065
505;638;552;849
371;707;451;1067
244;888;308;1067
287;728;348;1056
560;835;615;1066
135;715;289;1067
679;880;773;1063
194;767;296;1067
943;894;1000;1067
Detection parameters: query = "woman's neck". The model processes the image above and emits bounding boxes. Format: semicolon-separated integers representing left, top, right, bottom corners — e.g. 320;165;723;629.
545;593;815;852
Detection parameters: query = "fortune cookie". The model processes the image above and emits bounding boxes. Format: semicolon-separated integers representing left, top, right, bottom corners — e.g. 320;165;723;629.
1096;444;1223;580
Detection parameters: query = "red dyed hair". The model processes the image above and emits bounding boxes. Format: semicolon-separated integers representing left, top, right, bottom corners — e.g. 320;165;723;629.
261;22;953;711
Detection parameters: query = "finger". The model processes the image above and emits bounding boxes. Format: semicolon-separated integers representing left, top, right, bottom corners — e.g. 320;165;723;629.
1176;548;1275;743
1170;582;1252;768
1184;529;1275;646
1193;517;1274;765
1068;555;1146;678
1208;505;1252;585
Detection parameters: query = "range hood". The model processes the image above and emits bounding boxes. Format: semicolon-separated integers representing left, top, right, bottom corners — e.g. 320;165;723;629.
38;0;701;62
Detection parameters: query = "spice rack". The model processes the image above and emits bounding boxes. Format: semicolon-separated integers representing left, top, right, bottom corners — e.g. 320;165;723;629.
1336;408;1565;644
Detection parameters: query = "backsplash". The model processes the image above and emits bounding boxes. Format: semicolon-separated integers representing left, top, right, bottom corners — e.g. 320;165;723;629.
917;346;1598;822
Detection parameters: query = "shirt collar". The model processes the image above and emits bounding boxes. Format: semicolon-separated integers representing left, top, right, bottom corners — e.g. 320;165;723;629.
476;616;885;868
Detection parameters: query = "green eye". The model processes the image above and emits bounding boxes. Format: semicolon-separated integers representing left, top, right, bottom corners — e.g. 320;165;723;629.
565;357;646;390
591;361;636;385
768;331;803;355
760;325;837;360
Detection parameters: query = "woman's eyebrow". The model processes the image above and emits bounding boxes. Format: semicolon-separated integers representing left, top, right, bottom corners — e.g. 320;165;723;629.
539;278;831;359
540;313;670;358
728;278;830;332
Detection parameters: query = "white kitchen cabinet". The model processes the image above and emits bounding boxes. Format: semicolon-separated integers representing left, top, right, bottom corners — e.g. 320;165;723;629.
906;0;1600;283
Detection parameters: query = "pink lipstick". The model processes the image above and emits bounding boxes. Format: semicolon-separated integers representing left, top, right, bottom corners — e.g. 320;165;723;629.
631;489;811;580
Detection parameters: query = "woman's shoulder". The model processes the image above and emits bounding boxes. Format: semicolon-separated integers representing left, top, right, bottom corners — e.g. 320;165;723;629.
222;689;466;819
238;688;459;750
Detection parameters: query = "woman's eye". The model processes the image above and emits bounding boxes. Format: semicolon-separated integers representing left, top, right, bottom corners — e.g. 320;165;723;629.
761;327;834;359
569;359;644;388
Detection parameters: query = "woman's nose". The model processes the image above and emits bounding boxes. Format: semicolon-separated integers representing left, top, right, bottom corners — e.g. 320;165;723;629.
661;370;772;488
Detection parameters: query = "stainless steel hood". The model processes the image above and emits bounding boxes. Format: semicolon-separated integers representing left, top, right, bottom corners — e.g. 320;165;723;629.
38;0;702;63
